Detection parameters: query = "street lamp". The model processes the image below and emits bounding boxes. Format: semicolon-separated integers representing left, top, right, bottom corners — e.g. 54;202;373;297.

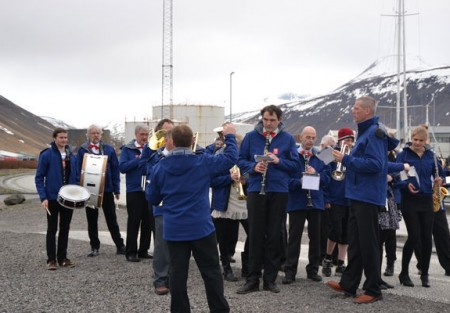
230;72;234;122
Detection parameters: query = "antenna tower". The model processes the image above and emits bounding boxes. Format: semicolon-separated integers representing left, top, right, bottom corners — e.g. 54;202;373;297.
162;0;173;119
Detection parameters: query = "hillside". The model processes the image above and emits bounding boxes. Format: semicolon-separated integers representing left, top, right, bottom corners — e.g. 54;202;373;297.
0;95;56;157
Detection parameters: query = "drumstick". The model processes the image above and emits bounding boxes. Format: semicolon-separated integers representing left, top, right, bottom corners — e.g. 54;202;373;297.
45;207;51;216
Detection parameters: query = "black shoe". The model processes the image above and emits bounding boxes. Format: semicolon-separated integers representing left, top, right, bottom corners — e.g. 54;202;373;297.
307;273;323;282
138;252;153;259
384;264;394;276
263;281;280;293
237;282;259;294
116;246;126;255
380;280;394;289
322;259;332;277
399;273;414;287
126;255;141;262
420;275;430;288
224;269;238;282
282;274;295;285
87;249;99;257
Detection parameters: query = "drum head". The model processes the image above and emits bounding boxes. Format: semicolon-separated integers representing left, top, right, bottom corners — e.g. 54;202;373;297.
57;185;90;209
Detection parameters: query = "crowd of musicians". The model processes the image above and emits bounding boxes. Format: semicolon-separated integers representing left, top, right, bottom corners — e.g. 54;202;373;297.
35;95;450;311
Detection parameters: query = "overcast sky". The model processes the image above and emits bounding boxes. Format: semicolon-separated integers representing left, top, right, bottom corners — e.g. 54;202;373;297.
1;0;449;128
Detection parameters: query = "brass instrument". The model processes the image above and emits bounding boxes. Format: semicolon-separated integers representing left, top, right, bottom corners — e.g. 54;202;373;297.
432;153;447;212
232;165;246;200
149;129;167;150
331;144;351;181
259;132;271;195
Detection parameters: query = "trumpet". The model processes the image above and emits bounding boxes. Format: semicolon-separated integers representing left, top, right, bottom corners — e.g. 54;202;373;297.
232;165;246;200
332;144;351;181
149;129;167;150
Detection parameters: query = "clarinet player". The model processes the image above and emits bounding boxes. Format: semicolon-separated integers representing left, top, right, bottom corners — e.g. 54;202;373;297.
237;105;300;294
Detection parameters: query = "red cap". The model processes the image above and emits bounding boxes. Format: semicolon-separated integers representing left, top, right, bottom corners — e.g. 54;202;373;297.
338;128;355;141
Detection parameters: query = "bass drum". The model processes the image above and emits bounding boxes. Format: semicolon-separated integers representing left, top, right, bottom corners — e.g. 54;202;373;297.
57;185;91;209
80;153;108;208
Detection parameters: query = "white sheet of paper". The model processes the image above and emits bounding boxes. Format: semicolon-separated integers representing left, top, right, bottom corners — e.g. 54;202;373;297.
302;173;320;191
446;176;450;184
316;146;335;165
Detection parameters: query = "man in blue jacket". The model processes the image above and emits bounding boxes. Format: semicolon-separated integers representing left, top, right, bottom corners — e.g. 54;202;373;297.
35;127;79;270
282;126;331;284
237;105;301;294
327;96;399;304
77;124;125;257
148;123;237;313
119;125;153;262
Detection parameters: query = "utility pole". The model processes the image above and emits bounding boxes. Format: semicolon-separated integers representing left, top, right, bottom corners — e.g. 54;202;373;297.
162;0;173;119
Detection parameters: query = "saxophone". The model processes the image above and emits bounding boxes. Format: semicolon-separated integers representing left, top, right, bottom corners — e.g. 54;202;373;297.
432;153;446;212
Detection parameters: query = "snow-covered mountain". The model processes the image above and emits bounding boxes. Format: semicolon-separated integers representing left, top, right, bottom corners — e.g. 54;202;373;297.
40;116;76;130
234;59;450;141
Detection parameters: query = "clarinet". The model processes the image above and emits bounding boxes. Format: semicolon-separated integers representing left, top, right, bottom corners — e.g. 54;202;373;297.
259;132;271;195
304;152;313;207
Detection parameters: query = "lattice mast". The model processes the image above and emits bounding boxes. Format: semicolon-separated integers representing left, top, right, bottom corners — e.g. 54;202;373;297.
161;0;173;119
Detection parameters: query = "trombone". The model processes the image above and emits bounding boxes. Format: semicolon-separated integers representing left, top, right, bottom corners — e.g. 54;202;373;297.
331;144;351;181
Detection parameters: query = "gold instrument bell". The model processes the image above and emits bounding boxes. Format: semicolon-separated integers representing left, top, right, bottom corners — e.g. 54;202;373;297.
149;129;167;150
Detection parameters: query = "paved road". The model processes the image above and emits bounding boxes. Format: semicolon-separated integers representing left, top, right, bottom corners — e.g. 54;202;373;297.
2;172;450;307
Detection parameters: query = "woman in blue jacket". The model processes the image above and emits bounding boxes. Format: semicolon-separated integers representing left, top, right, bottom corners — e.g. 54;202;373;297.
396;125;444;287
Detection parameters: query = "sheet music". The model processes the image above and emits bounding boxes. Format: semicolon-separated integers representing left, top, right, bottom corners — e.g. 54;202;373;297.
302;173;320;191
316;146;335;165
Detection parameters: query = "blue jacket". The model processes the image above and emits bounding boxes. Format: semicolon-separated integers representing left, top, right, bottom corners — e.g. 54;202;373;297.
387;161;405;203
142;146;166;217
35;142;78;202
395;143;444;195
77;141;121;194
341;117;399;206
238;121;301;193
119;140;146;192
210;172;234;212
287;149;331;211
148;134;238;241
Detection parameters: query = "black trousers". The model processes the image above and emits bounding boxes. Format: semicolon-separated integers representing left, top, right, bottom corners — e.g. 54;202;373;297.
246;192;287;284
401;208;434;276
284;209;322;276
46;200;73;262
433;209;450;273
85;192;124;250
167;232;229;313
379;228;397;266
340;200;381;297
214;218;240;267
125;191;154;257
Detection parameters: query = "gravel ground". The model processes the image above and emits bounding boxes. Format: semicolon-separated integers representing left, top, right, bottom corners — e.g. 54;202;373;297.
1;196;450;312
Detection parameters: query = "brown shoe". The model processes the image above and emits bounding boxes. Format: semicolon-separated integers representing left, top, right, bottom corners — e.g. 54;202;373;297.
155;286;170;295
58;259;75;268
47;260;57;270
353;294;382;304
326;280;355;297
